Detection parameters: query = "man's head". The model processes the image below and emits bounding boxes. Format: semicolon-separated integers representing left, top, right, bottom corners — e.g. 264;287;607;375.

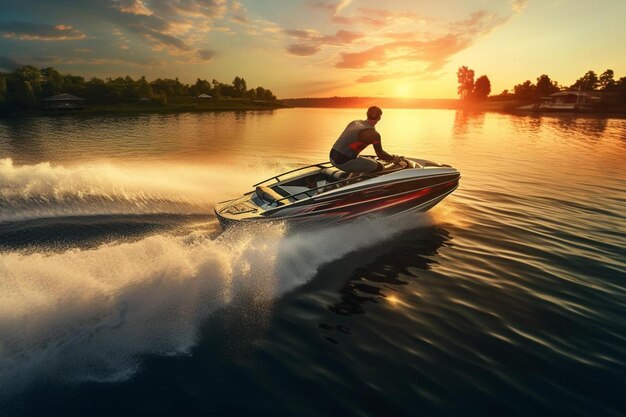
366;106;382;125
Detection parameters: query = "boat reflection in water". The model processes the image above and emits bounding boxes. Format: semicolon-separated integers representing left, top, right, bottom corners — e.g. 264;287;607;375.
316;226;451;344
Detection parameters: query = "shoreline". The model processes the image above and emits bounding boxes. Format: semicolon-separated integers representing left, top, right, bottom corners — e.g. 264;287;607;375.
2;98;625;118
281;97;626;116
0;98;290;118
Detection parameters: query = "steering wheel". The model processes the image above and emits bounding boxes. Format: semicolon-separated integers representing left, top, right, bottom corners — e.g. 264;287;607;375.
371;155;407;169
395;158;409;168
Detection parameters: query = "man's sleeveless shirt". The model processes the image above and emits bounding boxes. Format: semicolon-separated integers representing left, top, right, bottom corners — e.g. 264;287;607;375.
331;120;379;159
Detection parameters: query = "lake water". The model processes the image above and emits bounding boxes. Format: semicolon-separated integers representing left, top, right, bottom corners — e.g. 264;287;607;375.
0;109;625;417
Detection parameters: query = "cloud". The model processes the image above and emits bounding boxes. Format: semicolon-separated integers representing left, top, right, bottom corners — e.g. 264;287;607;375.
285;29;363;56
336;36;466;71
308;0;353;17
334;9;509;82
512;0;529;12
0;21;86;41
321;30;362;44
29;54;160;67
356;71;412;83
125;24;191;51
121;0;228;20
285;29;314;39
106;3;221;59
0;1;230;67
229;1;249;24
196;49;215;60
336;45;386;69
114;0;153;16
287;43;321;56
308;1;422;27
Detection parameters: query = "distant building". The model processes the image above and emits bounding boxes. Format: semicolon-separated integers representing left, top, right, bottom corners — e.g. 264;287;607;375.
196;94;212;99
518;91;602;112
42;93;85;110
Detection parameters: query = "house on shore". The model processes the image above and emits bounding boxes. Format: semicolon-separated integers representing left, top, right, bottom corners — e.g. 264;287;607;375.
42;93;86;110
196;94;212;100
517;91;605;112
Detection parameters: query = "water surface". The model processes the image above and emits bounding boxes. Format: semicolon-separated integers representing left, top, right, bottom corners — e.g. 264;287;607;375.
0;109;625;416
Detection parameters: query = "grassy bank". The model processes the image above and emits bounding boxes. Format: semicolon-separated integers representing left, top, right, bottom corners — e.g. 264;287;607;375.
1;97;290;117
459;99;626;115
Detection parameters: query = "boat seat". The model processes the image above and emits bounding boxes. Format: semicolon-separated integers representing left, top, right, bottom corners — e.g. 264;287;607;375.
320;167;349;182
256;185;287;205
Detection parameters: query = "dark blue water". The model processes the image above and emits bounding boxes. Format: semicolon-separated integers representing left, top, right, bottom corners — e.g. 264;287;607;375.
0;109;625;416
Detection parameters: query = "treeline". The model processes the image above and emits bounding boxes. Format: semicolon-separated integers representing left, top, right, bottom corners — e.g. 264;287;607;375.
497;69;626;101
0;65;277;112
458;66;626;104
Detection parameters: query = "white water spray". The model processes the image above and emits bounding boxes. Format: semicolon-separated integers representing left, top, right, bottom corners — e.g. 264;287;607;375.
0;158;285;222
0;158;435;394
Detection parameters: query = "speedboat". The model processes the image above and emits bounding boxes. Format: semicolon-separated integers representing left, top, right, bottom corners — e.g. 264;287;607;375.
215;156;460;227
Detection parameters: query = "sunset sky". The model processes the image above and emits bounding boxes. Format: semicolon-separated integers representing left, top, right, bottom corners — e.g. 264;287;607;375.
1;0;625;98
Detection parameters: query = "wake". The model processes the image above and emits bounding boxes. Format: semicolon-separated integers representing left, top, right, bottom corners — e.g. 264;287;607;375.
0;158;437;395
0;158;281;222
0;212;433;394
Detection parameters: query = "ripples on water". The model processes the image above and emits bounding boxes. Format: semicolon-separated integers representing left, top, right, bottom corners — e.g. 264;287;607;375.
0;109;624;416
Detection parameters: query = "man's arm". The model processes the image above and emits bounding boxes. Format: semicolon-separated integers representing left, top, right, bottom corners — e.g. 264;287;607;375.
373;143;395;161
358;129;396;161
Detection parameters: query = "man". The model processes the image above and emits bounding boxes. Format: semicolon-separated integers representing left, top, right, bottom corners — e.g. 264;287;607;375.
329;106;400;175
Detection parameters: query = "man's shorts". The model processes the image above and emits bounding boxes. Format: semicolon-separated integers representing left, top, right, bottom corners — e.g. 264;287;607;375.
333;156;379;173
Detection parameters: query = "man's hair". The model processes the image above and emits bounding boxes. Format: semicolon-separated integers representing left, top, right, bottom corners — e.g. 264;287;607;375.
366;106;383;120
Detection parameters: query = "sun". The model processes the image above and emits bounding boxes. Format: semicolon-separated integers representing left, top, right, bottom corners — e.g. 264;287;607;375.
394;84;411;98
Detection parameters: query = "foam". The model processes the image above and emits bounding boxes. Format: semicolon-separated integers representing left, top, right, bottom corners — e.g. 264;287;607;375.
0;213;432;394
0;158;282;222
0;158;434;394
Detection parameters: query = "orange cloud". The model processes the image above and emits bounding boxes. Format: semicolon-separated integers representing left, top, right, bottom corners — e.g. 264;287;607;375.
336;45;386;69
115;0;153;16
287;43;321;56
0;21;86;41
512;0;529;12
334;10;508;82
196;49;216;60
285;29;363;56
309;1;423;27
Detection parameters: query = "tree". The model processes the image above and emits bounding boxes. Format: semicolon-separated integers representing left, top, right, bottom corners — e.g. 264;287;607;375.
535;74;559;97
40;67;63;97
137;76;153;98
472;75;491;101
0;73;6;108
122;75;139;102
599;69;615;91
571;70;599;91
62;74;86;96
0;65;281;112
255;86;265;98
85;77;111;103
616;76;626;104
513;80;536;100
6;66;42;109
232;76;247;98
246;88;257;100
456;66;474;101
189;78;211;96
155;90;168;106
